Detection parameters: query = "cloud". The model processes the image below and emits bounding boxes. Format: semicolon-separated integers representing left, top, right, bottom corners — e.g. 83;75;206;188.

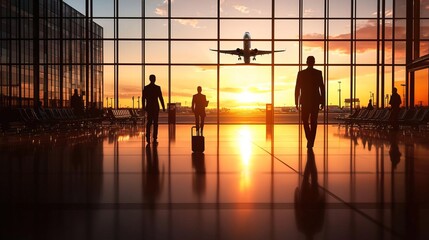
220;0;226;12
304;8;316;17
221;87;242;93
118;86;142;98
154;7;167;16
170;90;193;98
233;5;250;14
154;1;202;28
174;19;200;28
155;0;174;16
301;21;411;55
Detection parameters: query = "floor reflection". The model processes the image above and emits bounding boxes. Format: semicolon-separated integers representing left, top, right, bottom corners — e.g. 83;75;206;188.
1;124;429;239
143;144;164;205
191;152;206;199
295;149;325;238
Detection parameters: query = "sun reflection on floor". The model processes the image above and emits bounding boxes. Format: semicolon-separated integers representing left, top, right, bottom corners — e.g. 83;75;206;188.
238;126;253;193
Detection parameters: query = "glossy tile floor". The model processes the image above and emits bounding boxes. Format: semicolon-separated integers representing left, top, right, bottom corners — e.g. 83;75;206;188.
1;124;429;240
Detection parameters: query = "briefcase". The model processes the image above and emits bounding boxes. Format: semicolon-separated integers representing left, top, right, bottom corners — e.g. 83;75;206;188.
191;126;205;153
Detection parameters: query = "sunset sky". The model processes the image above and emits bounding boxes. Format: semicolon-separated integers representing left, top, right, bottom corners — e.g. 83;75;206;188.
64;0;429;109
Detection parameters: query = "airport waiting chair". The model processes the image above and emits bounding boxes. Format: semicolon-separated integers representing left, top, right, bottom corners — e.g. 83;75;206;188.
401;108;429;129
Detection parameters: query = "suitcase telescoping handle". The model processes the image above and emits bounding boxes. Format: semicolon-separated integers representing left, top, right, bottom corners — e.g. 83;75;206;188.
191;126;197;136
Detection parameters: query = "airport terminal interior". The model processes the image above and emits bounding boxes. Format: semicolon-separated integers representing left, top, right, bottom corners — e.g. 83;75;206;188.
1;0;429;239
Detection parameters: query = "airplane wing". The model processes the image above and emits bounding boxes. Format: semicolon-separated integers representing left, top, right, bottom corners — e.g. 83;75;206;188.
250;49;285;56
210;48;244;56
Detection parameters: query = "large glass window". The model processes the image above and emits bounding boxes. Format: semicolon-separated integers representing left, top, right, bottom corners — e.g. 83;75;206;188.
2;0;425;116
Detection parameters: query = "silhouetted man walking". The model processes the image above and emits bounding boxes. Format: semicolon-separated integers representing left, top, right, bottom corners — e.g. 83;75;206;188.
191;86;208;135
143;74;165;145
295;56;325;148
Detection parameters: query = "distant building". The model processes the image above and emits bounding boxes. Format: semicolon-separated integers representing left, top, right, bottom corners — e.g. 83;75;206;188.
0;0;103;108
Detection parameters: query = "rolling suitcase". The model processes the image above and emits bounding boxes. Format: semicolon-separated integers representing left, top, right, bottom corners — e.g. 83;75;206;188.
191;126;205;153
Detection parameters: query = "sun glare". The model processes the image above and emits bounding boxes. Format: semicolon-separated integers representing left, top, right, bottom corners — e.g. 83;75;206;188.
238;90;254;104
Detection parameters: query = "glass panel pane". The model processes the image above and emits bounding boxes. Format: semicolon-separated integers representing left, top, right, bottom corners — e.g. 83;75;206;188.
103;40;114;64
355;66;377;109
145;19;168;39
93;0;114;17
220;0;272;18
274;66;299;108
420;41;429;56
145;0;169;18
421;0;429;18
303;0;324;18
119;0;141;17
356;20;376;39
329;20;351;39
395;0;406;18
275;20;299;39
119;41;141;63
394;20;406;39
172;19;217;39
171;0;217;17
329;41;351;64
356;0;378;18
330;0;351;18
421;20;429;40
64;0;85;14
275;0;299;18
415;69;429;106
119;19;141;39
171;41;217;64
394;41;406;64
327;66;351;109
145;41;168;63
356;41;377;64
220;20;271;39
118;65;142;108
94;19;114;38
303;20;324;39
275;41;299;64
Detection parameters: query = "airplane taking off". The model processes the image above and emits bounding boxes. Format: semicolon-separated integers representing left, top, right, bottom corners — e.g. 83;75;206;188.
210;32;285;64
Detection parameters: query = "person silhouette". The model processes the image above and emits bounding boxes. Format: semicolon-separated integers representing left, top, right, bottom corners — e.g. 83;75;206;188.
389;87;402;130
295;56;325;148
191;86;208;135
143;74;165;144
367;99;374;110
71;89;84;116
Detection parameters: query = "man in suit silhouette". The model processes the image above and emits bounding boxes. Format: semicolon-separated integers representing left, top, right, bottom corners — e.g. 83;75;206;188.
143;74;165;144
295;56;325;148
191;86;208;135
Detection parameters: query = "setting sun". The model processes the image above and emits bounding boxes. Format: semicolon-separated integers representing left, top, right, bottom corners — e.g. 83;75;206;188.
238;89;254;104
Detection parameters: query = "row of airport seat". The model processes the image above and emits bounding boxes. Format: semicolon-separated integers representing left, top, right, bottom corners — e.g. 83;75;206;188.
0;107;95;132
106;109;144;124
0;107;145;133
338;108;429;129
